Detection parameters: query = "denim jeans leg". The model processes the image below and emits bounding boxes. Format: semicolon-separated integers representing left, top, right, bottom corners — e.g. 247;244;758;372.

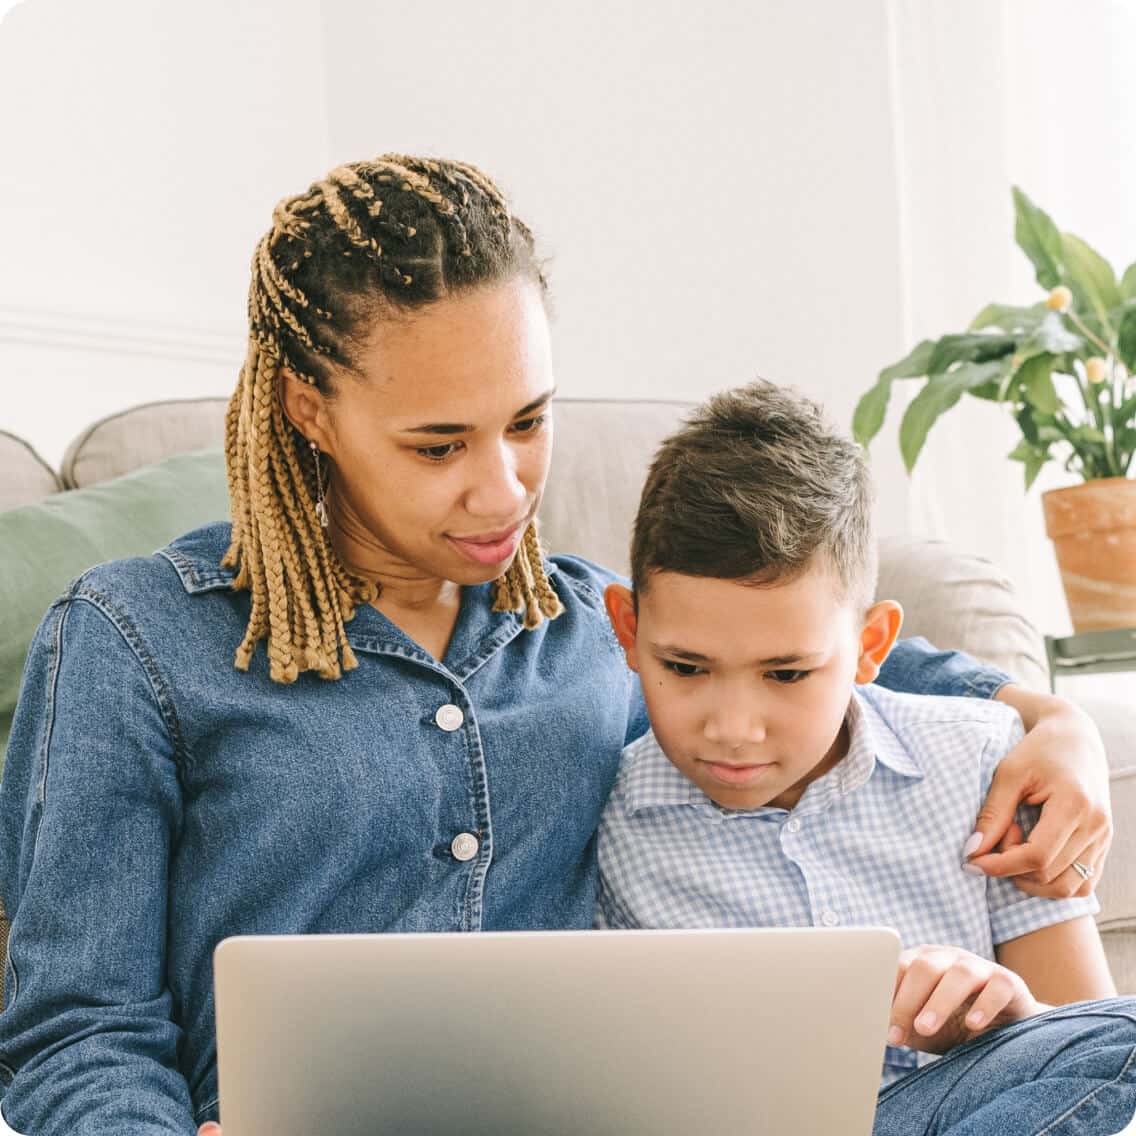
872;999;1136;1136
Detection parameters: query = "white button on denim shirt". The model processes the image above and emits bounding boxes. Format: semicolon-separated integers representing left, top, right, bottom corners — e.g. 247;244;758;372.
0;521;1013;1134
451;832;480;861
435;704;464;731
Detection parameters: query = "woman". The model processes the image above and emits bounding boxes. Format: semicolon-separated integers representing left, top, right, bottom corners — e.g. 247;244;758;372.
0;155;1112;1135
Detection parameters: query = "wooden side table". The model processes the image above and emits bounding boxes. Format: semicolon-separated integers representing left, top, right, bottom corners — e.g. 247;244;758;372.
1044;628;1136;692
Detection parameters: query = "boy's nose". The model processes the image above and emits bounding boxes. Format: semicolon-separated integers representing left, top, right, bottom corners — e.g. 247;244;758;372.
703;704;766;749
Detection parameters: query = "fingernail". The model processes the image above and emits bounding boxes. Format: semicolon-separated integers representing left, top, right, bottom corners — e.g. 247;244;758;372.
966;1010;985;1028
963;831;983;858
962;862;985;877
887;1025;904;1045
916;1012;937;1033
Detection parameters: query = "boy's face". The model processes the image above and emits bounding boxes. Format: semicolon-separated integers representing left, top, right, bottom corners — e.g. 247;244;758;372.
605;565;901;812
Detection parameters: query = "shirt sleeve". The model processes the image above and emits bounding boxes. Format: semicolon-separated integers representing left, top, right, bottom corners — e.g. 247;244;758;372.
978;709;1101;945
0;593;197;1135
877;637;1011;700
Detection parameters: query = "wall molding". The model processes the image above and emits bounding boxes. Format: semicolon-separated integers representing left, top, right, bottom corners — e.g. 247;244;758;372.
0;305;245;366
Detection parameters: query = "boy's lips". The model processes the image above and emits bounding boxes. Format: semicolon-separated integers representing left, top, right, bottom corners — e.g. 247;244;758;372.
700;760;774;788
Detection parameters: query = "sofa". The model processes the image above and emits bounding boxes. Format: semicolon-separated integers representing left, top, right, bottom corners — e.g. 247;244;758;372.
1;397;1134;990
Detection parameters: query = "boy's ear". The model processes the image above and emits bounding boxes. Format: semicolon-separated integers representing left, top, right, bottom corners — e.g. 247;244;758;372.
604;584;641;672
855;600;903;684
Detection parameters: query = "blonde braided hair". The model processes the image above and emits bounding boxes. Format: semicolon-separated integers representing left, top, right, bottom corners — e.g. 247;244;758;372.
223;155;562;683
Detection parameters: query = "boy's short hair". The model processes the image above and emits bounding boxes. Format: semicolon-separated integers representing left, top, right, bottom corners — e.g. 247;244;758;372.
631;380;877;610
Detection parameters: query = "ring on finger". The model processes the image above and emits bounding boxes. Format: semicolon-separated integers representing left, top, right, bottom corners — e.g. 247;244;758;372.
1071;859;1094;881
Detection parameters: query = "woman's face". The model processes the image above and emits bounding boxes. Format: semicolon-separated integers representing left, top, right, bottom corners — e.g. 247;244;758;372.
304;278;556;588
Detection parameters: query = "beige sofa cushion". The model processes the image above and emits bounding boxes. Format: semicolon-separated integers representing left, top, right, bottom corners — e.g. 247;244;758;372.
61;397;228;489
539;399;692;571
875;537;1050;692
0;430;60;510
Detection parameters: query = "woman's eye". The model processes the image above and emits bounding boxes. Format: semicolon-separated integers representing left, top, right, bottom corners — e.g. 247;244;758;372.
510;413;548;435
416;441;464;462
768;669;810;684
662;660;704;678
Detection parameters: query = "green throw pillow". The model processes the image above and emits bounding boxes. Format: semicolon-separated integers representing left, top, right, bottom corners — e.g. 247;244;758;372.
0;448;229;772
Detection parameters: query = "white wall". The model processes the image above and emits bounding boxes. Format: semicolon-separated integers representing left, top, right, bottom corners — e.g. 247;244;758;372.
320;0;914;532
3;0;1134;644
0;0;330;463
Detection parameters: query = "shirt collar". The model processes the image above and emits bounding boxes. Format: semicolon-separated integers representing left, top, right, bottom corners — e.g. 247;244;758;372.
620;686;923;819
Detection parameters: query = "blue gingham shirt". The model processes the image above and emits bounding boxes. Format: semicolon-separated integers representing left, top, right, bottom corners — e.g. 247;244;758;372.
596;684;1100;1087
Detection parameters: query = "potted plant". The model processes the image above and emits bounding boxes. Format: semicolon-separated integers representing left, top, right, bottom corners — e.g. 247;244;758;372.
853;187;1136;633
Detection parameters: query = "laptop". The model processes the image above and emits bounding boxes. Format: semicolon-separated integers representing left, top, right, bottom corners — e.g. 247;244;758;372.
214;926;900;1135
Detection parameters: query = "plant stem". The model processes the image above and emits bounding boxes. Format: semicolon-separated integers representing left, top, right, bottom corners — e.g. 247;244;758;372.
1066;310;1114;358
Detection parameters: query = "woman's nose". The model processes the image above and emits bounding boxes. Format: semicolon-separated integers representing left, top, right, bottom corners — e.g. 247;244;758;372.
466;441;527;518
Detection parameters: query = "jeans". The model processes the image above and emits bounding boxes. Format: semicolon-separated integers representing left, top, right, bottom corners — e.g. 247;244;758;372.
874;998;1136;1135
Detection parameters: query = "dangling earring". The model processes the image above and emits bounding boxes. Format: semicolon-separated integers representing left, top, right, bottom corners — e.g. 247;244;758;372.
310;440;329;528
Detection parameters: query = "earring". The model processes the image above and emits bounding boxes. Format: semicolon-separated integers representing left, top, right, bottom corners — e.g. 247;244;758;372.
310;440;329;528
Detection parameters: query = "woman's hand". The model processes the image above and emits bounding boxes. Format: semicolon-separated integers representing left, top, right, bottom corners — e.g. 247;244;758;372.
966;687;1111;898
888;945;1042;1056
198;1125;221;1135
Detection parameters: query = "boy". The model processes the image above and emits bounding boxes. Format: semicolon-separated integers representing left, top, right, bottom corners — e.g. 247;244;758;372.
598;381;1136;1133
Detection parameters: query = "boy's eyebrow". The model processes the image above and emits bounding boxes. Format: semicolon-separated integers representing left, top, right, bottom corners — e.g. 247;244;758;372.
652;644;823;666
400;388;556;435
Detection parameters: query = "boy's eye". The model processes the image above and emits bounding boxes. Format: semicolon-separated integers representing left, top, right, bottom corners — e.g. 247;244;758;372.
768;669;810;684
510;412;548;435
662;659;705;678
416;441;465;462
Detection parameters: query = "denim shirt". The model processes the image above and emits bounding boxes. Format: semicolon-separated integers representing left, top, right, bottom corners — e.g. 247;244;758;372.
0;523;1009;1135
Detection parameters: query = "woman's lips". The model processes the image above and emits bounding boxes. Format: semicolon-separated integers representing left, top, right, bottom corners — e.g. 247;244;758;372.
701;760;773;787
446;524;525;565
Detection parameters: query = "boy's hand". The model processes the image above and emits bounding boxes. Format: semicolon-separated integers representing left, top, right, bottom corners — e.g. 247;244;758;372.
967;688;1111;898
888;945;1041;1056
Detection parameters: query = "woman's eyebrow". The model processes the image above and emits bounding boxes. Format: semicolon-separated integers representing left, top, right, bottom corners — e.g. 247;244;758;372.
401;387;556;435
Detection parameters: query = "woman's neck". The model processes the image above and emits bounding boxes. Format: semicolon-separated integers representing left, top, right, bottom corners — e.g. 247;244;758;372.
328;516;462;659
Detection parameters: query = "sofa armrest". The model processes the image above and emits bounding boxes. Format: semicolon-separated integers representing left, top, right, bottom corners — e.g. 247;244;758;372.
877;536;1049;692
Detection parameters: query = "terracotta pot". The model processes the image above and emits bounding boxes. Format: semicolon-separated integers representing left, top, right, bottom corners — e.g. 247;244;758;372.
1042;477;1136;632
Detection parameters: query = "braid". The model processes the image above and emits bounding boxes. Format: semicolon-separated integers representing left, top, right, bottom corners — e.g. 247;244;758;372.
223;336;373;682
224;154;558;682
491;521;563;629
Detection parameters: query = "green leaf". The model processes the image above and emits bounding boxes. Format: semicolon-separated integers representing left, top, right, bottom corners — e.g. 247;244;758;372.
852;339;936;446
969;302;1045;334
1017;353;1060;414
898;359;1005;472
1013;186;1063;291
1023;450;1048;490
1071;424;1108;445
968;380;1002;401
1061;232;1121;328
1118;306;1136;372
927;333;1016;374
1007;439;1050;491
1016;405;1040;445
1121;260;1136;302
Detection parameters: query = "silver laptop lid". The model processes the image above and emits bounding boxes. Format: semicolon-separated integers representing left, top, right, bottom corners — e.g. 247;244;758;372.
214;926;899;1136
